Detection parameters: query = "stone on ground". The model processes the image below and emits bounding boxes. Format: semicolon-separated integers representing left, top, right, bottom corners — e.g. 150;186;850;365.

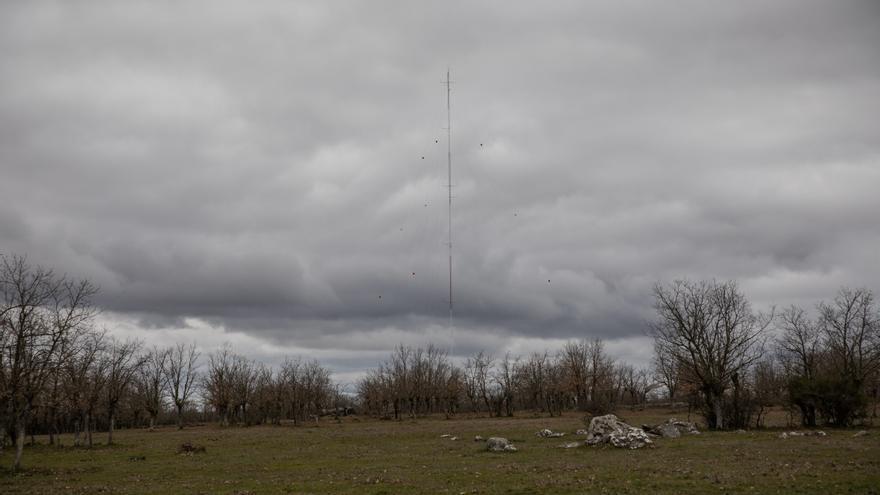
486;437;517;452
585;414;653;449
536;428;565;438
643;418;700;438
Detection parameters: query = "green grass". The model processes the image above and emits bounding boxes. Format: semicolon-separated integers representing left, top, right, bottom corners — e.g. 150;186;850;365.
1;410;878;494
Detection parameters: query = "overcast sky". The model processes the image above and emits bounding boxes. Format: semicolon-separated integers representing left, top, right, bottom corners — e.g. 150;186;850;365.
2;1;878;385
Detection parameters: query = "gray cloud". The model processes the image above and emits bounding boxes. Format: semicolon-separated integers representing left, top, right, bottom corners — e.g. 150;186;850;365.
2;1;879;372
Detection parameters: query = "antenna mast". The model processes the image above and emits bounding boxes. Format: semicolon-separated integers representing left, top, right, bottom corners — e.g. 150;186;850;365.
444;69;454;355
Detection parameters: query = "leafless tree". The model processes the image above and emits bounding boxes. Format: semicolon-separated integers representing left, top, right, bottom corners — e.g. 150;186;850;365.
163;342;199;429
204;345;235;426
135;346;168;428
0;254;97;470
494;352;518;417
464;351;494;415
104;337;145;444
652;340;680;401
652;279;770;429
818;287;880;383
776;305;822;380
62;330;105;447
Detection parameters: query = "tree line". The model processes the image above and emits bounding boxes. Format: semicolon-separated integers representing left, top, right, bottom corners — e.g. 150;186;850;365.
3;253;879;471
0;255;341;471
355;339;655;420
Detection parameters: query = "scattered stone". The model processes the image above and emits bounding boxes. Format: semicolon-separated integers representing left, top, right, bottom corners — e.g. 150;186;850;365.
735;429;748;434
853;430;869;437
575;429;588;436
779;430;827;438
585;414;654;449
474;435;485;442
486;437;517;452
177;442;206;455
440;434;451;438
450;436;459;441
559;441;582;449
536;428;565;438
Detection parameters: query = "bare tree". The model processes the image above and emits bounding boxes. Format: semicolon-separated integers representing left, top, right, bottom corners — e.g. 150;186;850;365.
464;351;493;415
136;346;168;428
63;330;106;447
559;341;590;410
652;340;679;401
104;338;144;444
163;342;199;429
204;345;235;426
819;287;880;383
777;305;822;380
0;254;97;470
652;280;770;429
494;352;518;417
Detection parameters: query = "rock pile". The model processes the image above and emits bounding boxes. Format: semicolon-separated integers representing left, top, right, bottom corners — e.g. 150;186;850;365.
585;414;653;449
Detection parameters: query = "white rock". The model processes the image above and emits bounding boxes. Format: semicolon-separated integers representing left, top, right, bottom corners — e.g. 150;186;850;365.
586;414;653;449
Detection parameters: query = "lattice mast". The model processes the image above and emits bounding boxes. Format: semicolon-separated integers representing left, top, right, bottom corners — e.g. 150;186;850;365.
444;69;454;354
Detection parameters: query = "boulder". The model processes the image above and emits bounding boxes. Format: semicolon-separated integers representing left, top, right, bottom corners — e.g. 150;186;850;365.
643;418;700;438
486;437;517;452
585;414;653;449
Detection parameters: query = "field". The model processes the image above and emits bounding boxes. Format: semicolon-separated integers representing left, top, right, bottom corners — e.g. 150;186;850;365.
1;409;878;494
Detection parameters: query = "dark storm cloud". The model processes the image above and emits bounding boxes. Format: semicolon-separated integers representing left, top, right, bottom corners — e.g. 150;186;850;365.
2;1;879;369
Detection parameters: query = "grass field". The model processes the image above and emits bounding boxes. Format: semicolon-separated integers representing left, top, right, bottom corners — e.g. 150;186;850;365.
1;409;878;494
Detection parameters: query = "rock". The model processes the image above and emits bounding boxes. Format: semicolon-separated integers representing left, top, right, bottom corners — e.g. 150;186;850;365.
654;423;681;439
450;436;459;441
585;414;653;449
486;437;517;452
642;418;699;438
853;430;869;437
559;441;582;449
735;429;747;434
575;429;588;436
474;435;485;442
440;434;451;438
779;430;826;438
536;428;565;438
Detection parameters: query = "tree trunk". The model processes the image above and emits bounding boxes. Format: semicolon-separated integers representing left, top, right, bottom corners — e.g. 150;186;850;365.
85;411;93;448
107;411;116;445
713;398;724;430
74;418;81;447
48;408;56;446
13;421;25;471
149;415;156;429
177;405;184;430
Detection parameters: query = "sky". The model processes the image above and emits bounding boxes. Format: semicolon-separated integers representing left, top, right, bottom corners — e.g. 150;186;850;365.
2;1;879;386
